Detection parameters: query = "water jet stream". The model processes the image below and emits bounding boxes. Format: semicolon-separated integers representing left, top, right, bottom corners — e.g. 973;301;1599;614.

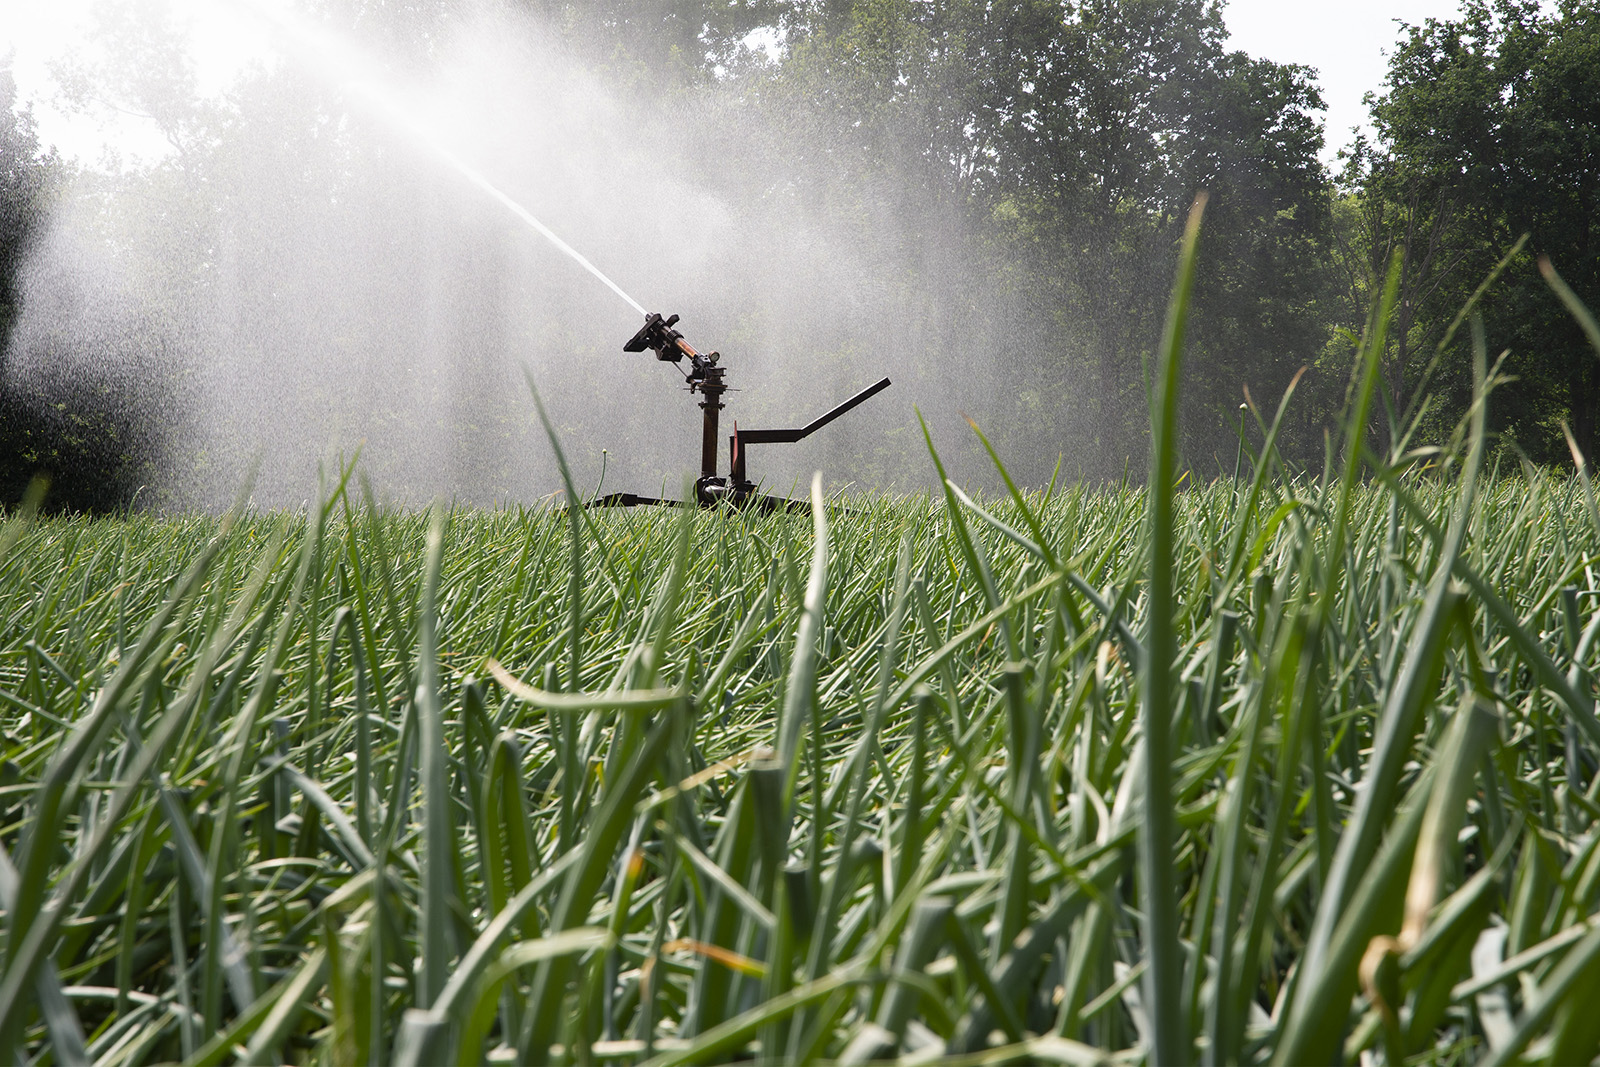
236;0;647;317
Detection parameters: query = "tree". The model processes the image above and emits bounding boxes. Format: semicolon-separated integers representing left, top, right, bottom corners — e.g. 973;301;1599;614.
809;0;1334;474
1176;50;1332;465
0;57;63;508
1;56;173;513
0;58;52;367
17;0;1351;502
527;0;787;90
1354;0;1600;464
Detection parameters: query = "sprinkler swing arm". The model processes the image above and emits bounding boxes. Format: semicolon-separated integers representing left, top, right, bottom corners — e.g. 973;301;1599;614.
591;312;891;511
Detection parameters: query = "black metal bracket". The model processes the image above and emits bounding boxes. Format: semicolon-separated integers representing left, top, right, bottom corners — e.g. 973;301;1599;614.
730;377;892;487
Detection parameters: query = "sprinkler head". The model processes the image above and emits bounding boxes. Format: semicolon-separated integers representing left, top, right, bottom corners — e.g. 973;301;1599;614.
623;312;687;362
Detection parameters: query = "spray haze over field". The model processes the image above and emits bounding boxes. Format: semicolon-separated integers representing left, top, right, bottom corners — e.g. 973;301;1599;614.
6;0;1025;509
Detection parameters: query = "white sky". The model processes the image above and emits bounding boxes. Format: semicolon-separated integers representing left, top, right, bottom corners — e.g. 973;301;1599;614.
0;0;1526;169
1222;0;1487;165
0;0;273;165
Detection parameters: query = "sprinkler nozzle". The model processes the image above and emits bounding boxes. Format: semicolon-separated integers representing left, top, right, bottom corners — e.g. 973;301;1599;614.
623;311;696;362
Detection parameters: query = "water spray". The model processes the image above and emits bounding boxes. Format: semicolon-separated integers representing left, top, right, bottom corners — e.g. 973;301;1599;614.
234;0;892;507
344;79;646;316
237;0;645;315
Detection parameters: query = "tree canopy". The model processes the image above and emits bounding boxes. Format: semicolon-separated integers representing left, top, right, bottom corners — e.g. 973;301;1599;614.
1346;0;1600;465
0;60;52;362
1;57;169;513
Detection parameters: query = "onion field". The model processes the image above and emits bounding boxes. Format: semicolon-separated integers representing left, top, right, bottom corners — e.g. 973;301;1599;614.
6;226;1600;1066
5;457;1600;1065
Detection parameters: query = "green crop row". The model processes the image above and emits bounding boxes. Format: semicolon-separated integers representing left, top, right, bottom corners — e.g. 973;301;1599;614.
5;208;1600;1064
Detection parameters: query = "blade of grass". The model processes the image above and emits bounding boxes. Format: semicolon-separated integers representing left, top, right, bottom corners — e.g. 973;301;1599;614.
1140;190;1207;1067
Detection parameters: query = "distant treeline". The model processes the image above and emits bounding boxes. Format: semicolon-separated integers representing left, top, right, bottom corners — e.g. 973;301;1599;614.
2;0;1596;509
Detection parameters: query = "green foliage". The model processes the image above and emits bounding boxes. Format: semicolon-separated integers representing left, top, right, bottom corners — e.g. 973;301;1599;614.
526;0;787;90
26;0;1600;503
0;64;53;350
757;0;1334;477
1343;0;1600;465
0;59;164;515
0;371;166;515
2;51;184;516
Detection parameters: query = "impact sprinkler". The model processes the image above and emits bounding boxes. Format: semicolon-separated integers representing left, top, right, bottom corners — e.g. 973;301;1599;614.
589;312;891;511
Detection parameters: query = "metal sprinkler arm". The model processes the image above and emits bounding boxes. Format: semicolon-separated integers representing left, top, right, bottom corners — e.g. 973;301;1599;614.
729;377;892;484
622;311;726;500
